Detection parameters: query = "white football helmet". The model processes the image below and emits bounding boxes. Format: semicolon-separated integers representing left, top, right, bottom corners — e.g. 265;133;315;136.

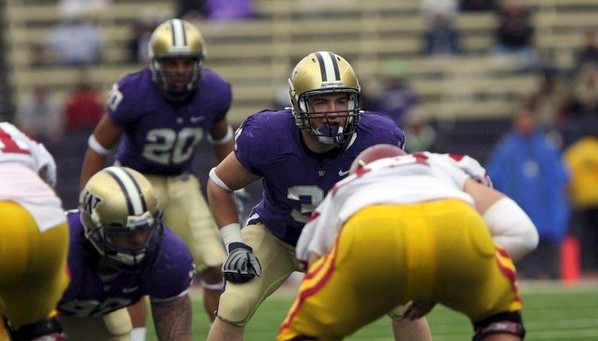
79;166;164;271
288;51;361;147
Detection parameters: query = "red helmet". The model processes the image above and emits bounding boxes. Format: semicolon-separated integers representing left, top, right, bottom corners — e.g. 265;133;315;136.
349;144;406;174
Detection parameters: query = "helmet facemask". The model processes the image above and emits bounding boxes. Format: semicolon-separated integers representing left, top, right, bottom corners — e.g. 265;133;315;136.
151;55;203;97
288;51;362;148
84;210;164;272
148;19;206;100
80;166;164;273
294;88;361;147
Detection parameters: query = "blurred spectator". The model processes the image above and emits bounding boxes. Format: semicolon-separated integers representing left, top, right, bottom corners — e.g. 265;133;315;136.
176;0;206;21
16;85;64;145
570;29;598;81
401;109;437;152
486;106;570;280
370;59;421;126
490;0;539;72
420;0;458;21
44;15;102;66
272;58;300;109
525;67;568;132
559;64;598;146
273;85;291;109
421;13;462;56
57;0;110;18
127;17;158;66
459;0;497;12
563;131;598;278
64;80;104;133
203;0;255;21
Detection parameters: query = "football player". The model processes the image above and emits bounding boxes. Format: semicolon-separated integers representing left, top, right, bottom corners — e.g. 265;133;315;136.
0;122;69;340
205;51;431;340
278;144;538;341
58;166;194;340
79;18;233;338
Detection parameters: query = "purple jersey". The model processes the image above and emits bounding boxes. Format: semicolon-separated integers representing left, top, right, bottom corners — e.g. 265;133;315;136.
235;109;405;245
107;68;232;175
58;210;194;317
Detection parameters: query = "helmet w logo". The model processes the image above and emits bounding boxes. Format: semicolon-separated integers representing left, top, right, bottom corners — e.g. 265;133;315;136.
82;191;102;215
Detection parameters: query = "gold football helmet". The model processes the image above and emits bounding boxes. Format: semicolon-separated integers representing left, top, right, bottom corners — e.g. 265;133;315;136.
288;51;361;146
149;18;205;97
79;166;164;270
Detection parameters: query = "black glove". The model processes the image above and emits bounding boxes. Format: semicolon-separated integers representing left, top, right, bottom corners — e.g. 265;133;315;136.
222;242;262;283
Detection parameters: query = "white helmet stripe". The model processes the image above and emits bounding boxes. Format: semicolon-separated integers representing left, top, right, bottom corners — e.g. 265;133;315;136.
315;51;340;82
170;19;187;47
105;167;146;215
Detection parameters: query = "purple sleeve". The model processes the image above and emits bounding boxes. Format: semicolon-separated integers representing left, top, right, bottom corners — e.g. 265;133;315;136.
234;110;296;176
144;228;195;300
198;69;232;127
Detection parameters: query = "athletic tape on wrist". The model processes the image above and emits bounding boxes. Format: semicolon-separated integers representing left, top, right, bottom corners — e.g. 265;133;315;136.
220;223;243;248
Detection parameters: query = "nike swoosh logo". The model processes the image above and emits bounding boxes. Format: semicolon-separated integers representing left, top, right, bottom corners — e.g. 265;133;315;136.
122;286;139;293
190;116;204;123
338;169;350;176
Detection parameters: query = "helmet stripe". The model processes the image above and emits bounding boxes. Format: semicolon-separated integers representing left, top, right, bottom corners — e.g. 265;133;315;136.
170;19;187;47
105;168;147;216
315;51;340;82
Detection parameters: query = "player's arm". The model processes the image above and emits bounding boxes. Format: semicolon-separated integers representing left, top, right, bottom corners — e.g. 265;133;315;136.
207;152;260;226
207;152;262;283
80;114;123;189
297;195;339;270
150;294;192;341
464;178;539;261
208;118;235;162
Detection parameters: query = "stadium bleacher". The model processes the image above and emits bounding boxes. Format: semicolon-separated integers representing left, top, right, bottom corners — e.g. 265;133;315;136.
4;0;598;206
6;0;598;124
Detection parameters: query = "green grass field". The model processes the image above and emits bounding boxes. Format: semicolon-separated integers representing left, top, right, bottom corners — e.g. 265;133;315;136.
147;281;598;340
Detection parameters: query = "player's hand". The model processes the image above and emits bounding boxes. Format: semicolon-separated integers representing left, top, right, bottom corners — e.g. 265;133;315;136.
222;242;262;283
403;300;436;320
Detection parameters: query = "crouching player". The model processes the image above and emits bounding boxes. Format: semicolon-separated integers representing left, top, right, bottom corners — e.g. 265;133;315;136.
278;145;538;340
0;122;69;340
57;166;195;341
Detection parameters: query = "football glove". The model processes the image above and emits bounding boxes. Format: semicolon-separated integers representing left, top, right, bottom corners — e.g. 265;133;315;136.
222;242;262;283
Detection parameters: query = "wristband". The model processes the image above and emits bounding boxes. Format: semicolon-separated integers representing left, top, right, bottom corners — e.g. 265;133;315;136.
88;135;111;156
207;125;234;146
220;223;243;248
209;168;232;192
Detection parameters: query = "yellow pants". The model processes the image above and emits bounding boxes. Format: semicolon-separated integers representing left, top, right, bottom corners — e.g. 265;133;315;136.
145;173;225;271
278;200;521;341
216;223;302;326
0;201;69;330
59;308;132;341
